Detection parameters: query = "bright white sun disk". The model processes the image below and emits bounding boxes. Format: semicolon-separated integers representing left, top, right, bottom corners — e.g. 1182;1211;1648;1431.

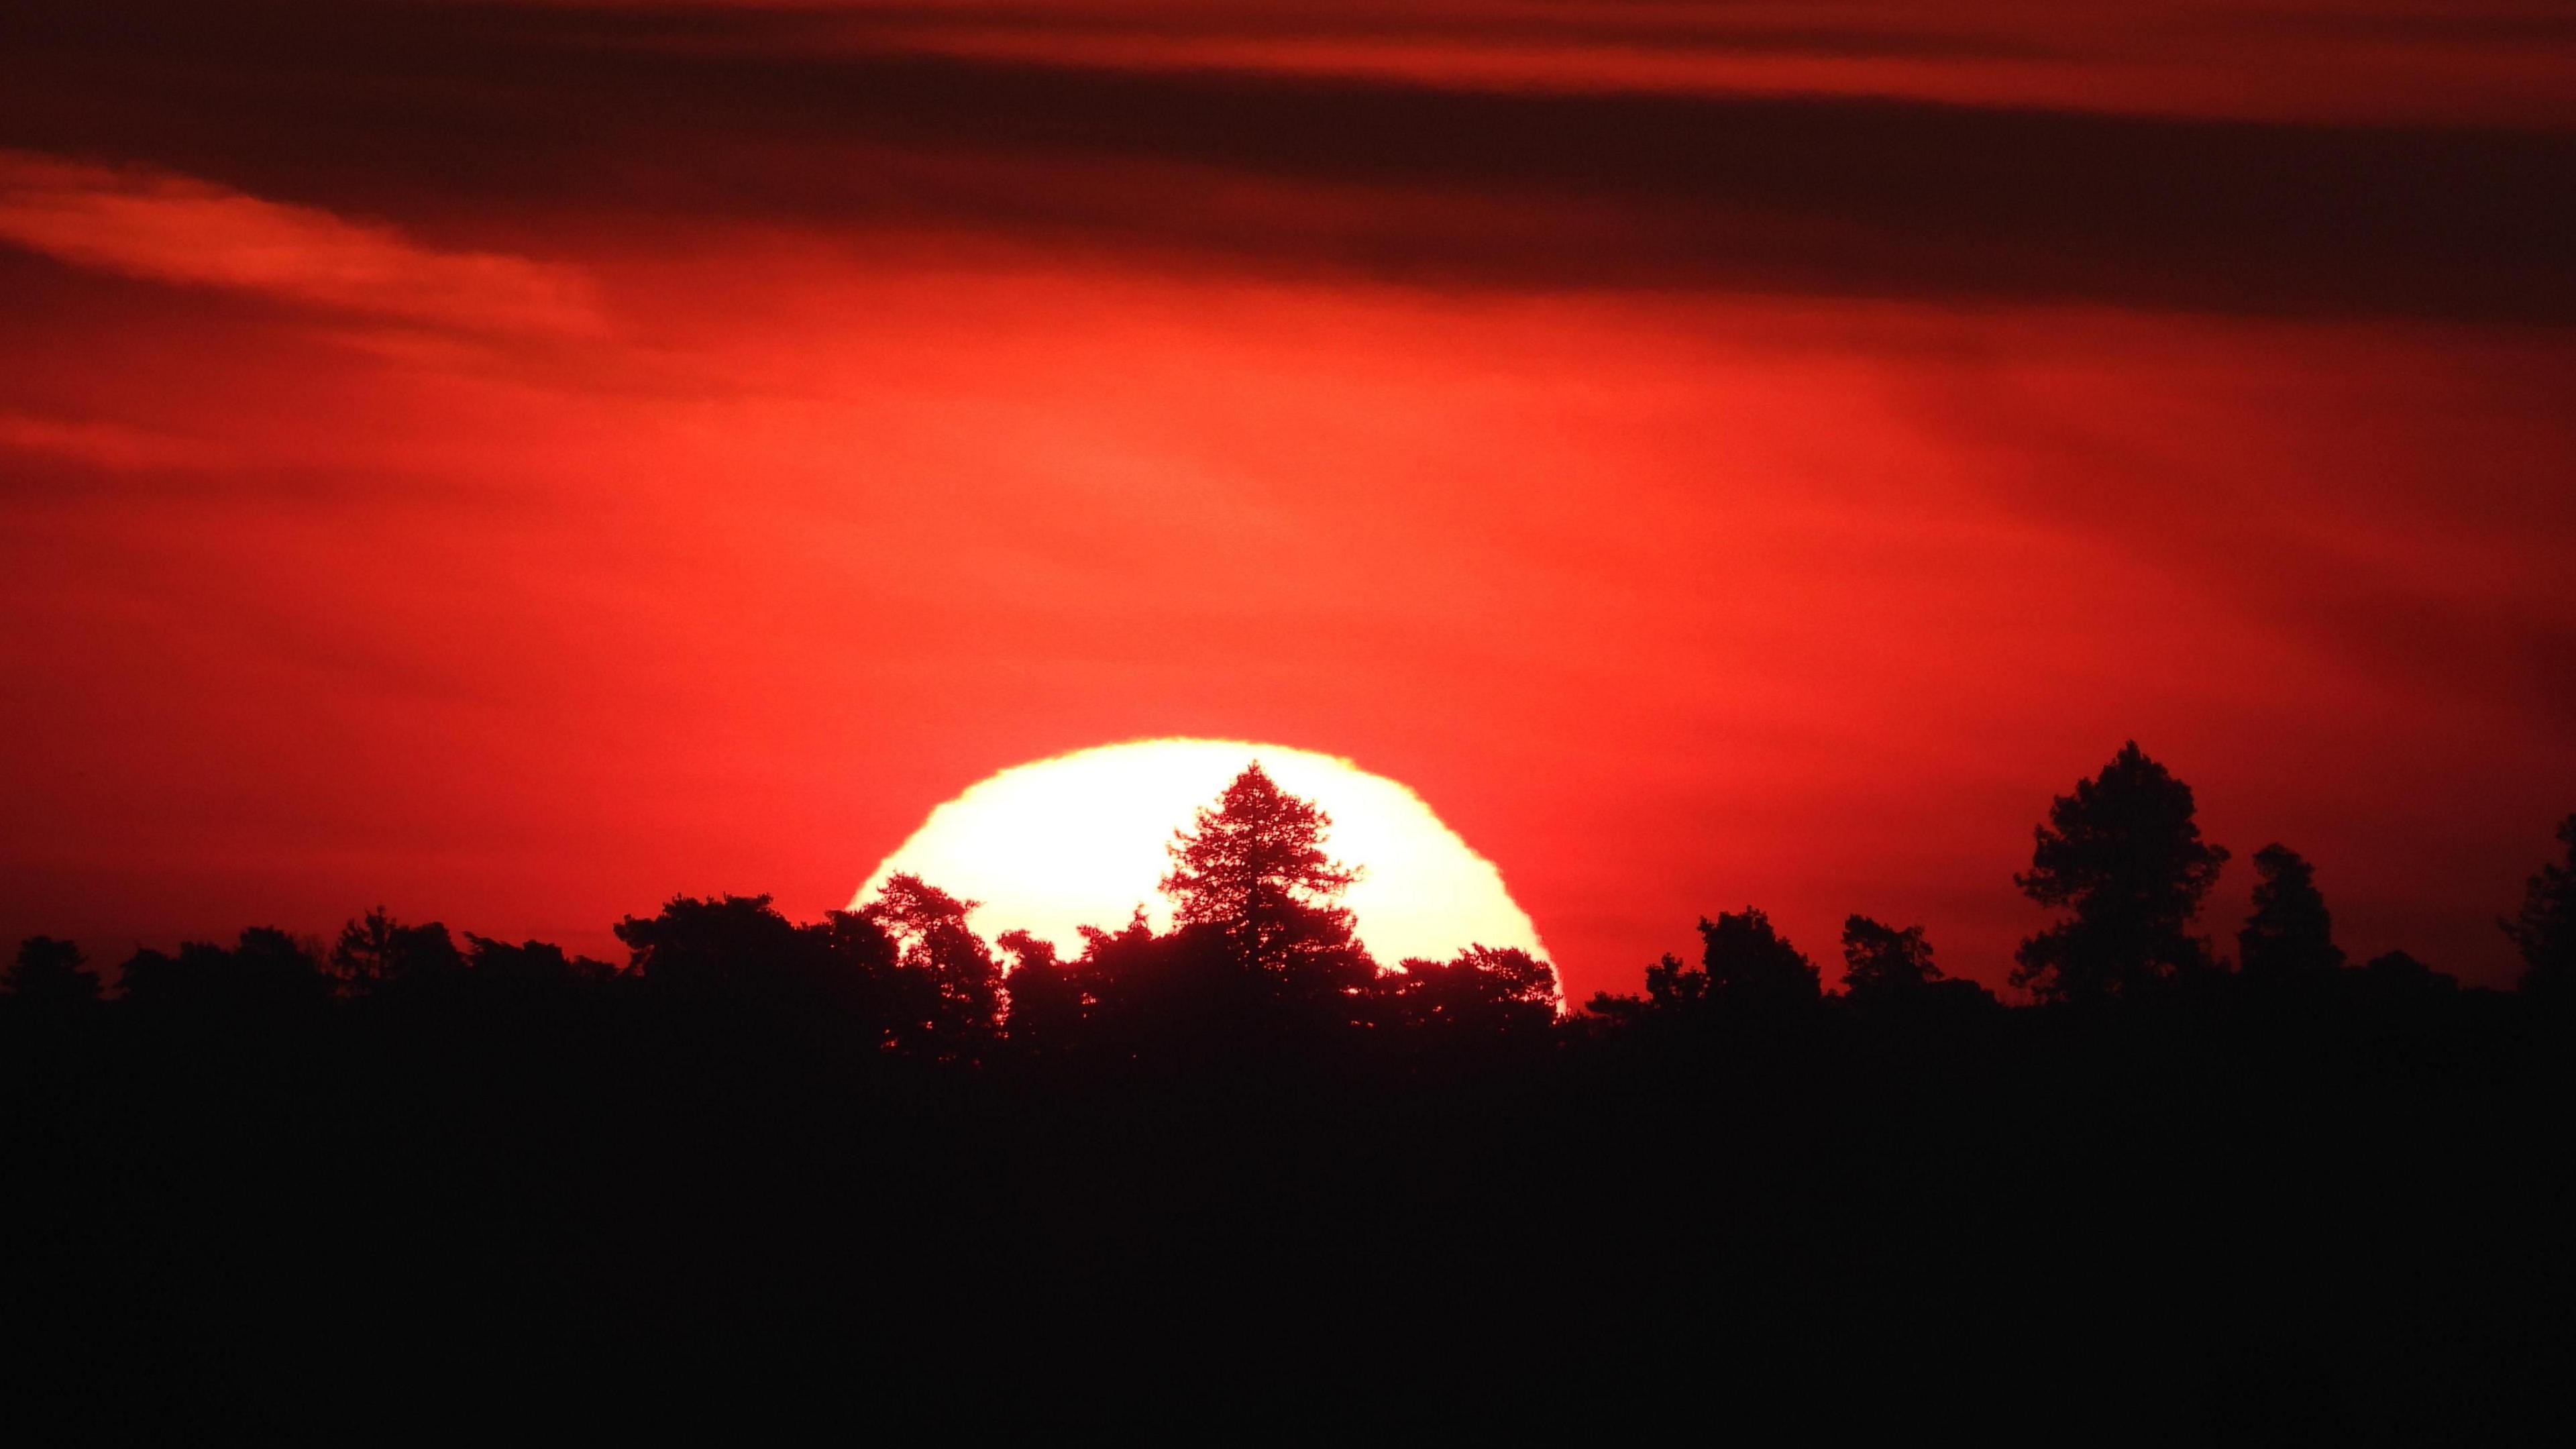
855;739;1546;969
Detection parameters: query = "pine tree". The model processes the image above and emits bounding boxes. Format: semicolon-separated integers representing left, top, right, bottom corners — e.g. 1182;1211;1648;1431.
1159;761;1363;977
2014;742;2229;1002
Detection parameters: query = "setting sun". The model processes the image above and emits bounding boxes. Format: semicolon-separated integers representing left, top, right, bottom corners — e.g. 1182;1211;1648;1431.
857;739;1546;967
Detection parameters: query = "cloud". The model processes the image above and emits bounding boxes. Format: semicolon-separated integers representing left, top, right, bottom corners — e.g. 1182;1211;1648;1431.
0;150;602;337
0;411;217;472
1;3;2571;325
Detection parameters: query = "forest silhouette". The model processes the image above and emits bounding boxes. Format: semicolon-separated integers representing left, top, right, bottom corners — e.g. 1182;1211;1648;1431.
7;747;2574;1437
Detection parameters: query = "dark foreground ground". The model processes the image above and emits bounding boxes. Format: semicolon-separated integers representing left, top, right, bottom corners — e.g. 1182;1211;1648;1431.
7;991;2571;1441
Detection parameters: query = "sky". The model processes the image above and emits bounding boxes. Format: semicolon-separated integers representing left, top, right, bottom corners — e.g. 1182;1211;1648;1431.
3;0;2573;998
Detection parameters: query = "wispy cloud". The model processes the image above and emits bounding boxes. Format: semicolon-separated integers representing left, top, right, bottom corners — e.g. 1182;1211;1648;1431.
0;150;602;337
0;411;217;472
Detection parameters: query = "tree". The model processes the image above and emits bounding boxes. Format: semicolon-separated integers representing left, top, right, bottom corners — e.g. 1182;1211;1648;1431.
614;892;953;1048
1161;763;1360;964
1590;910;1819;1021
1585;955;1674;1022
2013;742;2229;1003
2359;950;2455;996
462;934;618;993
1697;908;1821;1011
1639;952;1703;1010
119;928;330;1014
1838;917;2002;1018
1839;916;1942;997
862;873;1002;1048
615;893;814;996
329;907;465;998
997;928;1087;1051
1159;763;1381;1020
7;936;100;1008
1453;945;1560;1018
1065;913;1265;1062
1377;945;1560;1039
2238;845;2343;983
818;906;911;1029
2503;814;2576;1000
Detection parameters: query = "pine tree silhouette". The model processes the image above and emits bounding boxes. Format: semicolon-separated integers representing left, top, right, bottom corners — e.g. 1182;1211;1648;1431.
2013;743;2229;1002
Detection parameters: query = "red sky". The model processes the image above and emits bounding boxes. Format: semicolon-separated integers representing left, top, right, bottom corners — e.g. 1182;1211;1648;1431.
4;1;2574;997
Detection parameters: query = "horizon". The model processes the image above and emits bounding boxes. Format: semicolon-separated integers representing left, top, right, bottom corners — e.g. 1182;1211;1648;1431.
17;739;2565;1011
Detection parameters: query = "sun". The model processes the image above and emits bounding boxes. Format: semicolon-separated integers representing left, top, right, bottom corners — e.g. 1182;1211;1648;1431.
856;739;1547;967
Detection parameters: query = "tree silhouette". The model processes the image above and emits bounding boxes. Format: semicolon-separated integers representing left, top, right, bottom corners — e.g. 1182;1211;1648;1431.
7;936;100;1008
1591;908;1819;1020
13;753;2576;1440
1158;763;1376;1023
1046;912;1280;1062
1456;944;1558;1014
462;934;617;994
616;893;814;996
2359;950;2456;996
1697;908;1821;1011
1838;917;2003;1018
1839;916;1942;996
996;928;1086;1051
330;907;466;998
1161;763;1360;966
614;892;963;1048
2013;742;2229;1003
2238;845;2344;983
817;905;907;1016
862;873;1002;1048
1069;909;1217;1055
1378;945;1559;1038
120;928;330;1014
2502;814;2576;999
1635;952;1703;1012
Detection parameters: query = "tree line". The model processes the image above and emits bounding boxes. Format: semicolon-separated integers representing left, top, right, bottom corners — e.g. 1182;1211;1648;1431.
10;744;2573;1048
9;746;2572;1438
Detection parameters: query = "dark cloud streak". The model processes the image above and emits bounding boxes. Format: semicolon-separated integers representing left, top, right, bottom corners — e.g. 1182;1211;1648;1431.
1;1;2571;322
